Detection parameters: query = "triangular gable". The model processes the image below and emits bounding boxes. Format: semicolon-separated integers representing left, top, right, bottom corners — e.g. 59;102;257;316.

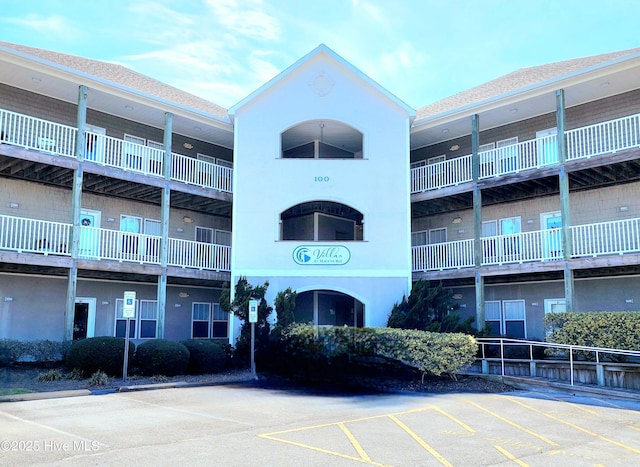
228;44;415;121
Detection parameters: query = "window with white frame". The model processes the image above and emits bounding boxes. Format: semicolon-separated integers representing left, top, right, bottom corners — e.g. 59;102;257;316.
410;159;427;169
496;137;519;173
123;134;146;171
484;300;526;338
195;226;231;246
191;302;228;338
147;140;164;174
114;298;158;339
429;227;447;244
411;230;428;247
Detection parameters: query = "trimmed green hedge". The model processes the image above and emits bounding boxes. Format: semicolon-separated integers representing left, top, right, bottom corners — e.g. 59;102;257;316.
278;324;476;381
66;337;134;377
0;339;71;364
181;339;227;374
546;312;640;360
134;339;190;376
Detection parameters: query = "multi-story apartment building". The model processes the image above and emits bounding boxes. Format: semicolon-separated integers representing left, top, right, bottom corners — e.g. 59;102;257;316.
1;41;639;344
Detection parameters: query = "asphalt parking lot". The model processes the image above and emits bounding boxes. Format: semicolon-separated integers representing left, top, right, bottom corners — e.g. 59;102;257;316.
1;382;640;466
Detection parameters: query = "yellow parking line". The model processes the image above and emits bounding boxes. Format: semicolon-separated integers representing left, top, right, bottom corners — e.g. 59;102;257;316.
388;414;453;467
258;432;388;466
504;396;640;455
338;422;373;463
494;445;530;467
466;401;558;446
426;405;476;433
629;425;640;433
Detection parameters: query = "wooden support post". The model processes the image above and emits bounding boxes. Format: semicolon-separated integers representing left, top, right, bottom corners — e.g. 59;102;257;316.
64;85;87;341
156;112;172;339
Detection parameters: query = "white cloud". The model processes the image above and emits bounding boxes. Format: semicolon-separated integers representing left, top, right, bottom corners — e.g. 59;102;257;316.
204;0;280;41
3;13;78;38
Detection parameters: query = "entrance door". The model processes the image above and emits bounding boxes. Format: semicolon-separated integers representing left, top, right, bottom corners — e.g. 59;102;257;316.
120;215;142;259
85;124;106;162
541;211;563;260
79;209;101;258
500;216;521;262
143;219;161;261
536;128;558;166
73;297;96;340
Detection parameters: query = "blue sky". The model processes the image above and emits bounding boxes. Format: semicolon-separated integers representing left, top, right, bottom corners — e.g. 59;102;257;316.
2;0;639;109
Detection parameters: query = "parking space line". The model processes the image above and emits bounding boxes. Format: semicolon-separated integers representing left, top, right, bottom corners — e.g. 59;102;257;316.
0;410;109;448
426;405;475;433
465;401;558;446
388;414;453;467
494;445;530;467
504;396;640;455
629;426;640;433
338;422;372;463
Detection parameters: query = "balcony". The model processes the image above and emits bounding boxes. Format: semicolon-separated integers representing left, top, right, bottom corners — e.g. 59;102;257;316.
411;113;640;193
412;217;640;272
0;214;231;272
0;107;232;193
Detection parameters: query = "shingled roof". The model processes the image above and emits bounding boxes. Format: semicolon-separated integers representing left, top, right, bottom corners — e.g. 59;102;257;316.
416;47;640;120
0;41;228;118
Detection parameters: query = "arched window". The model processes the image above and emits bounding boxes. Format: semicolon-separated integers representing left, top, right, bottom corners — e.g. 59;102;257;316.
294;290;364;327
281;120;363;159
281;201;363;241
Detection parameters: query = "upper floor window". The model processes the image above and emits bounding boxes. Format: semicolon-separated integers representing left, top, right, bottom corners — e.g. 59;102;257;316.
281;120;363;159
281;201;363;241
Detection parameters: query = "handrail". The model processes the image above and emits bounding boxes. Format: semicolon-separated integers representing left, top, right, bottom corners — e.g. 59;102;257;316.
475;337;640;386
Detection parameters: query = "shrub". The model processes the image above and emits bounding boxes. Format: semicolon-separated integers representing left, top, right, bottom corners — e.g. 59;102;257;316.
277;324;476;382
66;336;134;377
134;339;189;376
37;368;64;382
545;311;640;361
0;346;10;367
181;339;227;374
0;339;71;364
88;370;109;386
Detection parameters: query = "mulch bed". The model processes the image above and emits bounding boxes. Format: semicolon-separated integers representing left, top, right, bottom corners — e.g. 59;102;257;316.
0;364;517;395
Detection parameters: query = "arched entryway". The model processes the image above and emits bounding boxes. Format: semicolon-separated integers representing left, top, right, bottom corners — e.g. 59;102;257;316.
293;290;364;327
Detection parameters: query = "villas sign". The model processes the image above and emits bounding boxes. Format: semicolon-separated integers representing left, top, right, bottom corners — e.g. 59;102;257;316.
293;245;351;265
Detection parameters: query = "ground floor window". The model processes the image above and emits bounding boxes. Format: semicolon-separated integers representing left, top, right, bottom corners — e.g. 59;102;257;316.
485;299;526;338
192;302;228;338
114;299;157;339
293;290;364;327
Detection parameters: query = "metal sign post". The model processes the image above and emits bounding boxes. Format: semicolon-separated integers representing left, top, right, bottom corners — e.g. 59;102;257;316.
248;299;258;379
122;291;136;382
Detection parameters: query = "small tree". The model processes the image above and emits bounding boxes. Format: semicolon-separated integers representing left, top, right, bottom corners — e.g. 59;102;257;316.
387;280;469;332
220;277;272;364
274;287;297;330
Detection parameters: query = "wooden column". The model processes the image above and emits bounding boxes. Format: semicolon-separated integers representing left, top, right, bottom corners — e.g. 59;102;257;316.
156;112;172;338
471;114;485;330
557;89;574;312
64;85;87;341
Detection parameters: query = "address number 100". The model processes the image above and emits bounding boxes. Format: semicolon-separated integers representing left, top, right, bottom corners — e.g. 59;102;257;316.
314;176;330;182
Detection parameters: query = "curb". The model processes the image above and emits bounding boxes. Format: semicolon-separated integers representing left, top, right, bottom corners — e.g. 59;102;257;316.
0;376;257;403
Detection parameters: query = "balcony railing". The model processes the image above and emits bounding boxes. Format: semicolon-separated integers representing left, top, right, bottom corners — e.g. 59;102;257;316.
411;112;640;193
412;217;640;272
0;107;232;193
0;214;230;272
0;214;71;255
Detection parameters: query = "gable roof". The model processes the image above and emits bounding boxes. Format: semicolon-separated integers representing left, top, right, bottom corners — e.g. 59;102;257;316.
0;41;228;119
416;47;640;119
229;44;415;119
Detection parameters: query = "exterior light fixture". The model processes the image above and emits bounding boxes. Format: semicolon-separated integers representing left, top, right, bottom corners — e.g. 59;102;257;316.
179;292;189;298
441;128;449;134
452;216;462;224
182;216;193;223
124;105;134;111
183;142;193;149
449;145;460;151
510;108;518;114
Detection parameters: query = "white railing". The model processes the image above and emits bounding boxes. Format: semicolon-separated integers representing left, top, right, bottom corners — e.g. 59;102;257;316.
0;214;71;255
411;239;474;271
0;107;233;192
0;108;77;157
481;228;563;265
171;153;233;193
411;113;640;194
566;113;640;160
167;238;231;271
479;134;558;179
77;226;162;263
0;214;230;271
411;155;472;192
571;218;640;257
86;132;164;177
